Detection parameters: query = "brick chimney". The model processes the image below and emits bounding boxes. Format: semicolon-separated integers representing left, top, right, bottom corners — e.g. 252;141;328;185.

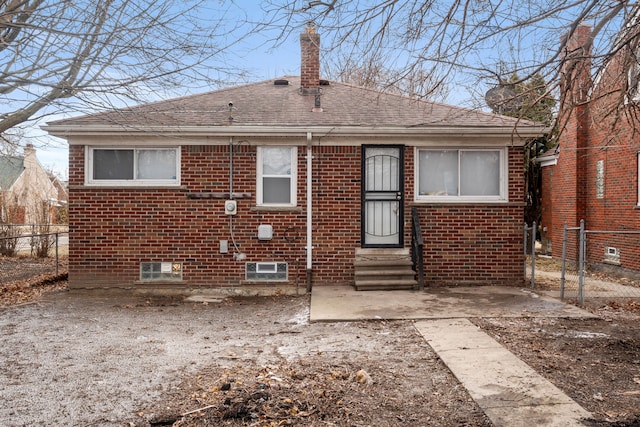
23;143;37;169
561;25;592;105
300;24;320;89
553;24;592;260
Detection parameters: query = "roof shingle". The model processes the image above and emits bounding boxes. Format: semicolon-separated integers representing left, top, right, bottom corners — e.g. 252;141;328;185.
46;76;542;132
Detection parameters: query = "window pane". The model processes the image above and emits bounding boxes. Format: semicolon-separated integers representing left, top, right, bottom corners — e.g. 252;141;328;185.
93;149;134;180
137;149;177;180
365;147;400;192
263;177;291;203
418;150;458;196
262;147;291;175
460;151;500;196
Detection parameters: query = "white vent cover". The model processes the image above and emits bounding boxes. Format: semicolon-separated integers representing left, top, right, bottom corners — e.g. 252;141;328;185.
258;224;273;240
246;262;287;281
604;247;620;265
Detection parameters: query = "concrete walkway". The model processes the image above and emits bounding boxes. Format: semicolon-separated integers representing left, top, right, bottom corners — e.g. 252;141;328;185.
310;285;594;322
415;319;591;426
310;285;595;426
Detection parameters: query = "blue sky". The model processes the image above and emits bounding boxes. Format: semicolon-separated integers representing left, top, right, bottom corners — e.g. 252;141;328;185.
29;6;306;178
23;0;603;177
34;33;302;178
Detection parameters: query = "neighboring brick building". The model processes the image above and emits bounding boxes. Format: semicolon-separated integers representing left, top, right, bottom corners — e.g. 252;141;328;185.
45;26;546;292
540;23;640;276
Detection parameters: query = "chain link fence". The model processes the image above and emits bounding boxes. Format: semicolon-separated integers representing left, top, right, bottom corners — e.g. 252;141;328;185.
0;224;68;285
526;221;640;305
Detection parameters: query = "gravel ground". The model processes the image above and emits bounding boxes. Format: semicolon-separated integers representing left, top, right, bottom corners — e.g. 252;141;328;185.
2;269;639;426
0;291;488;426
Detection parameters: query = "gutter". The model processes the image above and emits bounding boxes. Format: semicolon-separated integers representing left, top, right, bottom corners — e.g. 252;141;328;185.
42;124;550;140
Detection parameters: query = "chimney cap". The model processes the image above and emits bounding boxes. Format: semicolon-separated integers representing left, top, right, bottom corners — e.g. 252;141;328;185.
305;21;316;34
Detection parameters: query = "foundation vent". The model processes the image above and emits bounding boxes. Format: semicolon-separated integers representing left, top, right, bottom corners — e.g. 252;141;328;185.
246;262;287;281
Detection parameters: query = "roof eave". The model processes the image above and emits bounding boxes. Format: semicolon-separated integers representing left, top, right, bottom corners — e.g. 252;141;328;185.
43;124;549;140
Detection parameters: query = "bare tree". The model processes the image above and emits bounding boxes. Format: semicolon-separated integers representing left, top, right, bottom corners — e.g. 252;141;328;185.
259;1;640;122
0;0;244;137
324;50;448;101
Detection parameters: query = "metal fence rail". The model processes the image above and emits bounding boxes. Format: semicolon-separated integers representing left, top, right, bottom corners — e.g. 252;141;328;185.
526;221;640;305
0;229;68;285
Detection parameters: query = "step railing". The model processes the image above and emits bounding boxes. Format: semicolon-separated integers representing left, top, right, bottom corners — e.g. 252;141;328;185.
411;207;425;290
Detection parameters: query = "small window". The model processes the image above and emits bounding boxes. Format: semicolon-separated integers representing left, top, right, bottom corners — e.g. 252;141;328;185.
246;262;288;281
87;147;180;186
140;262;182;281
257;146;297;206
415;148;506;201
627;56;640;103
596;160;604;199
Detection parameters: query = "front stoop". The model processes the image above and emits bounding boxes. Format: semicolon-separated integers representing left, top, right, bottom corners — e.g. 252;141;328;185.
354;248;418;291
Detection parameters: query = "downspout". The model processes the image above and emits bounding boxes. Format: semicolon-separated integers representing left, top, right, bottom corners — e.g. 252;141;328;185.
306;132;313;292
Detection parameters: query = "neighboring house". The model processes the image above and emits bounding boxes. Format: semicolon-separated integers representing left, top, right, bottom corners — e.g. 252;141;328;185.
0;144;61;225
539;23;640;275
44;26;546;291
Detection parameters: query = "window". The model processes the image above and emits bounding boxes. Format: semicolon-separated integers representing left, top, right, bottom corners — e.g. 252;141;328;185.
87;147;180;185
415;148;506;201
140;262;182;281
627;54;640;103
257;146;297;206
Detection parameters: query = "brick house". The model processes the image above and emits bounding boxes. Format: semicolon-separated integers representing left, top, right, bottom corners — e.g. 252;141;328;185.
44;27;546;292
0;144;62;225
539;24;640;275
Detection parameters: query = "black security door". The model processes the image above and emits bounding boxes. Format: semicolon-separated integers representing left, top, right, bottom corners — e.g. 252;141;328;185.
361;146;404;247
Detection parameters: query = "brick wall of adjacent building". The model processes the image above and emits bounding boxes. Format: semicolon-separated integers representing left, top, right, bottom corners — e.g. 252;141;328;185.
68;144;527;289
544;24;640;275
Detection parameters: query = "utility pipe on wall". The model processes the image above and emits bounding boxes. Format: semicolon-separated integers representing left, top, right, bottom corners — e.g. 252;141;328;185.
306;132;313;291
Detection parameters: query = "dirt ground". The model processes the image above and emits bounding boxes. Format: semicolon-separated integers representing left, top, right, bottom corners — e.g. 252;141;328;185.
1;260;639;426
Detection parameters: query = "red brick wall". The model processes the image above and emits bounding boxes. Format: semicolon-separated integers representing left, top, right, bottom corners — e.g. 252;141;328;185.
408;147;526;286
550;24;640;274
551;25;593;262
68;144;527;289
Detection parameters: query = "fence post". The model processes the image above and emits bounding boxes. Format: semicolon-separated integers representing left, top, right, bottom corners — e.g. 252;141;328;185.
560;223;567;299
55;232;59;276
578;219;585;305
530;221;536;289
523;223;528;281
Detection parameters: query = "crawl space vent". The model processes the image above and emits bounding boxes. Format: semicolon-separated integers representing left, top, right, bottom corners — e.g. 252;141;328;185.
246;262;287;281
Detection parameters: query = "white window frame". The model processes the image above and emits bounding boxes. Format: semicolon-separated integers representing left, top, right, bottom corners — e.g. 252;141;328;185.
256;146;297;207
86;147;180;186
414;147;507;202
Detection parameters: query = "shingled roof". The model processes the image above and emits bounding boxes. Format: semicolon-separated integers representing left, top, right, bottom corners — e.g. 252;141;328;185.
45;76;546;138
45;25;546;140
0;155;24;191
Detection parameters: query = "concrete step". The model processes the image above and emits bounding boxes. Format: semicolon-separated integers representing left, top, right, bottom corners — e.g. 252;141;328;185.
353;248;418;291
354;279;417;291
354;259;413;268
355;270;416;282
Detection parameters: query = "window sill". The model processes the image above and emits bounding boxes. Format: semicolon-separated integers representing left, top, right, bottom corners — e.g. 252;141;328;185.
250;206;302;213
134;280;185;285
70;185;187;190
410;200;523;207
